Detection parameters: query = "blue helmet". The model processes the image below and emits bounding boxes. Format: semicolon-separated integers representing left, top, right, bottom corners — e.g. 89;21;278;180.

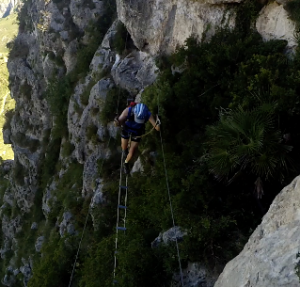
133;103;150;123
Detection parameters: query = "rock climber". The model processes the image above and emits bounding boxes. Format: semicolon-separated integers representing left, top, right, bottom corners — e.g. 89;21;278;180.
114;102;160;174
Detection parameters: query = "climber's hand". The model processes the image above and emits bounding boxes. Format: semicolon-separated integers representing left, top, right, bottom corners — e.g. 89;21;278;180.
114;116;120;127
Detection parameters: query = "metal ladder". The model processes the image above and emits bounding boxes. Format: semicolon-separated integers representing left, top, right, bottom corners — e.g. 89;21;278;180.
113;152;129;284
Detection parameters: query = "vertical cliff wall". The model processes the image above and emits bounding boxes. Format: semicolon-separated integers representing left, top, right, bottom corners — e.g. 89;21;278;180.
0;0;19;18
0;0;299;286
214;176;300;287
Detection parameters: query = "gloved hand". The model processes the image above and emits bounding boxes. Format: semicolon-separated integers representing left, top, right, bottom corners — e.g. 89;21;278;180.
155;115;161;131
156;115;161;126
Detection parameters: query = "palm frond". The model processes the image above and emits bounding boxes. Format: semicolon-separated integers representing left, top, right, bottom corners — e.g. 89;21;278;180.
205;104;292;185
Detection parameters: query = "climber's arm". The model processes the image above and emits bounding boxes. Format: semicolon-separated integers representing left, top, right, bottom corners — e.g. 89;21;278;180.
149;114;160;131
114;108;129;126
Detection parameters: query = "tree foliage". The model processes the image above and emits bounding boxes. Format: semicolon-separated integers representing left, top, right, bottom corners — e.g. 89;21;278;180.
205;106;292;183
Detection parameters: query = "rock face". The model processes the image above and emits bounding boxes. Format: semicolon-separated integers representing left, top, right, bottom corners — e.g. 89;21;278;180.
0;0;19;18
214;175;300;287
59;211;75;237
111;50;158;93
1;0;300;285
256;2;297;49
117;0;236;55
118;0;297;55
151;226;187;247
173;262;219;287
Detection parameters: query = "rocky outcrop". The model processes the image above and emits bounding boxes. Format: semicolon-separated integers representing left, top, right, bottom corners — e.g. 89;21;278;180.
59;211;75;237
151;226;187;248
2;0;300;285
214;175;300;287
173;262;219;287
19;258;32;286
111;50;158;94
0;0;19;18
117;0;236;55
34;236;44;252
256;2;297;50
118;0;297;56
152;227;220;287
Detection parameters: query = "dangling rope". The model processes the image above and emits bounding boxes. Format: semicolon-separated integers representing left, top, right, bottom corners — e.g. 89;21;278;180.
157;93;185;287
68;136;112;287
134;115;161;139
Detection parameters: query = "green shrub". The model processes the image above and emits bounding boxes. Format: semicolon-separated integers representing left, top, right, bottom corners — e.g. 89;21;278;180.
112;21;128;54
19;81;32;100
14;159;25;186
80;79;96;106
100;87;129;124
46;77;73;139
285;0;300;29
205;105;293;195
11;132;40;152
27;233;78;287
48;51;55;61
8;38;29;59
39;137;61;189
86;0;96;9
79;236;115;287
54;55;65;67
296;252;300;282
86;124;98;143
3;109;14;130
69;0;116;82
17;0;33;32
61;141;75;157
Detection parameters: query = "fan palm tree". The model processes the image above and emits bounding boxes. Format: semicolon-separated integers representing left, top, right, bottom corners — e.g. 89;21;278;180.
205;105;292;197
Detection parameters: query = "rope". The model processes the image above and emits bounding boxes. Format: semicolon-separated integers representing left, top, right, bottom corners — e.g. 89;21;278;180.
198;83;220;97
123;176;128;227
68;136;112;287
134;116;161;139
157;94;185;287
113;152;124;280
113;137;131;283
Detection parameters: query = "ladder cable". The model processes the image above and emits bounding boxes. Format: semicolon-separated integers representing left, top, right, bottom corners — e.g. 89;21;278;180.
113;137;131;283
157;93;185;287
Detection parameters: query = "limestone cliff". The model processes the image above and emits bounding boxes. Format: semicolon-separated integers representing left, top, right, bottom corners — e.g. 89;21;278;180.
117;0;296;55
214;176;300;287
0;0;299;286
0;0;19;18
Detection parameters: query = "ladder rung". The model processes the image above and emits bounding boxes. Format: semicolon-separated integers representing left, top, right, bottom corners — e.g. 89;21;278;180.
117;227;126;231
118;205;127;209
119;185;128;189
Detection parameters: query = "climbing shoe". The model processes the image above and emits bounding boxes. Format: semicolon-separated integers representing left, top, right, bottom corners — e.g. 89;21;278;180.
123;162;130;174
